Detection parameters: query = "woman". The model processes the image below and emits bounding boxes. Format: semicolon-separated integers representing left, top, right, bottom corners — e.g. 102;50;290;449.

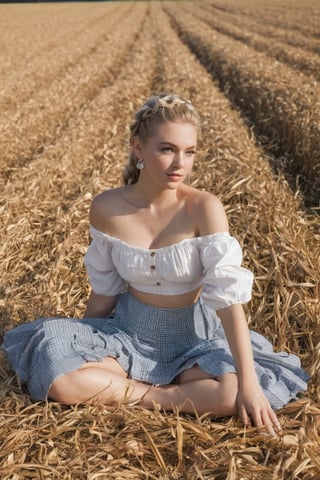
2;94;308;437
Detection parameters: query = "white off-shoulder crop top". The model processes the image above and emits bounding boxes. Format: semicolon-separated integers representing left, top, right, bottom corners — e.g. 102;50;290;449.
84;225;254;311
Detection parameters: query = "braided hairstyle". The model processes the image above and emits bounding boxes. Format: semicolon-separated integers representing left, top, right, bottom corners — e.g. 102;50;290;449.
123;94;200;185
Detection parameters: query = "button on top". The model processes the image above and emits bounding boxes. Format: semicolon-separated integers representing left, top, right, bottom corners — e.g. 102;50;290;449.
150;251;156;257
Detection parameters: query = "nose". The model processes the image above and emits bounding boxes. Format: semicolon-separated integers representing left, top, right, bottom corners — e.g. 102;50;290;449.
172;150;184;167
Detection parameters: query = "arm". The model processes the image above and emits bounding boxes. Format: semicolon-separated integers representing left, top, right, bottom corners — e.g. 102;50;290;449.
217;304;280;436
83;192;127;318
217;304;257;384
195;192;280;435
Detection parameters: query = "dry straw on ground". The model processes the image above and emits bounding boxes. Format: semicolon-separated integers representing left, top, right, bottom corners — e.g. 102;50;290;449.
0;1;319;479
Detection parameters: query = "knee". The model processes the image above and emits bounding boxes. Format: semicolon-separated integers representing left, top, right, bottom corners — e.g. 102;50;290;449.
220;395;237;416
48;373;83;405
217;374;238;415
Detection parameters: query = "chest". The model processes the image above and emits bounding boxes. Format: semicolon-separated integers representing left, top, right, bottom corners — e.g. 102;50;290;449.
110;207;196;250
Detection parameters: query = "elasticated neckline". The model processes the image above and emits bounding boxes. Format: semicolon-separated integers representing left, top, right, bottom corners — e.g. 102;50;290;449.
89;225;230;253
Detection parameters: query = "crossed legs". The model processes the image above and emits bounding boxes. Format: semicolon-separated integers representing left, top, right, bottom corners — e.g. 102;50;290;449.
48;357;238;418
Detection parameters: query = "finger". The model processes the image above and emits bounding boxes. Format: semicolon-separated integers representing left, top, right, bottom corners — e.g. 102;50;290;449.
269;410;282;433
270;410;282;434
260;400;282;436
274;421;282;433
238;404;251;426
261;410;278;437
250;408;263;431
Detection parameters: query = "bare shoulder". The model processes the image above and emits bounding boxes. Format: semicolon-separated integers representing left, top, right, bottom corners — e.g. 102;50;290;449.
186;188;229;236
89;187;125;231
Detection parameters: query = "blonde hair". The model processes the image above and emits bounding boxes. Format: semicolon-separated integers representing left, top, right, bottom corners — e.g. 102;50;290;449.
123;94;200;185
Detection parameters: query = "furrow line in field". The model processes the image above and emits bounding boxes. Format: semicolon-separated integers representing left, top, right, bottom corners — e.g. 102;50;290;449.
189;2;320;80
0;2;149;224
0;8;158;321
157;3;319;375
0;3;120;79
201;2;320;55
208;0;320;39
0;3;147;182
0;2;133;117
165;4;320;208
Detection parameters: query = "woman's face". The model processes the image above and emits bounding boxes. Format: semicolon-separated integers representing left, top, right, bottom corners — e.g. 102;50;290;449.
134;121;197;189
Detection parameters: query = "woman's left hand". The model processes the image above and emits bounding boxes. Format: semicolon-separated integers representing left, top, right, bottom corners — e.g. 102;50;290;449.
236;383;282;437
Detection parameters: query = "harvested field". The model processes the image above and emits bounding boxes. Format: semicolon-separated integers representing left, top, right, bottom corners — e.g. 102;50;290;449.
193;2;320;80
0;1;319;479
207;0;320;38
201;2;320;55
167;2;320;208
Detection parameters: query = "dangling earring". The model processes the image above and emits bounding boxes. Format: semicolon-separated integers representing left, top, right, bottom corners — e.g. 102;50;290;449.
136;159;144;170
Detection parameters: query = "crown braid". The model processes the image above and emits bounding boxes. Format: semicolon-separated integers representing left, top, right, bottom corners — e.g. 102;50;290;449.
123;94;200;185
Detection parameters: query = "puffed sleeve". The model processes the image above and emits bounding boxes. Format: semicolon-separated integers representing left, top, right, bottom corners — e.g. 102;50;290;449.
84;226;127;296
200;233;254;311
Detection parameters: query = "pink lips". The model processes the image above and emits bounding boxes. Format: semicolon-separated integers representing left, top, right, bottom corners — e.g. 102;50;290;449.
167;173;183;181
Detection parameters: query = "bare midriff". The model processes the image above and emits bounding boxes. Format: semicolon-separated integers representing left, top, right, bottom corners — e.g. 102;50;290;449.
128;285;202;308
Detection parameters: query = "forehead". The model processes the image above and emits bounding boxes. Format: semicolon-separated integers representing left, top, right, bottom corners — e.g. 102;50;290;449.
147;121;197;145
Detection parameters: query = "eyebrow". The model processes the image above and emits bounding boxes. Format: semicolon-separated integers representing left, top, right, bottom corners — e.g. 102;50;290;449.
159;141;196;149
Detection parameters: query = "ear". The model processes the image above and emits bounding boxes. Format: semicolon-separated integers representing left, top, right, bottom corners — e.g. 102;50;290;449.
132;136;144;158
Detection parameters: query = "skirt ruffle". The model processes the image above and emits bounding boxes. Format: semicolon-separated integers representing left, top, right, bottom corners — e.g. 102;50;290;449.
2;292;308;408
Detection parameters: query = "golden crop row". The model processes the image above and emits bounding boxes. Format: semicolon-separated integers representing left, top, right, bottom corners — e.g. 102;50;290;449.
0;3;126;80
166;3;320;202
0;3;144;179
0;2;130;111
190;2;320;80
202;1;320;55
207;0;320;37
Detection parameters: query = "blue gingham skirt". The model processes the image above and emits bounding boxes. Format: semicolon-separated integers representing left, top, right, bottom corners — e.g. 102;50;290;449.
2;292;308;407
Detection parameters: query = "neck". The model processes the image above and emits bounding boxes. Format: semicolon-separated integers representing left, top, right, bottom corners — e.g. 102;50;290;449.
128;180;184;210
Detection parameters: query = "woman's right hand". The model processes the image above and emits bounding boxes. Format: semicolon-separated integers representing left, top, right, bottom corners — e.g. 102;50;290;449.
236;383;282;437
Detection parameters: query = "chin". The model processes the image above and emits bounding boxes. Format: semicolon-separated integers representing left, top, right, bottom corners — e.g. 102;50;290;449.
165;180;183;189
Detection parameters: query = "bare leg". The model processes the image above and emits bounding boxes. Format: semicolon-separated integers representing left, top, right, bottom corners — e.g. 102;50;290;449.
48;357;151;405
143;371;238;417
49;360;237;418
